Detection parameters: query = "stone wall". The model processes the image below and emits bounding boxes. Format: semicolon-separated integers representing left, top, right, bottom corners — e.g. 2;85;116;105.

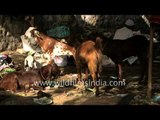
0;15;27;51
0;15;149;52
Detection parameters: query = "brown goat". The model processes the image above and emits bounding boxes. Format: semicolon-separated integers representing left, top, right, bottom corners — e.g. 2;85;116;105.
30;28;76;64
75;37;103;96
0;64;60;92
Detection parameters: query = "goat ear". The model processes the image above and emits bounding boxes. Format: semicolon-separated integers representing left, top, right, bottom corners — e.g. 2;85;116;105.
40;66;45;76
30;27;39;37
36;31;41;37
96;37;103;42
39;66;47;80
95;37;103;50
30;29;36;37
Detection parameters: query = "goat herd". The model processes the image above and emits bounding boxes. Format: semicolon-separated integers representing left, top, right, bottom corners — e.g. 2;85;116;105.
0;27;150;96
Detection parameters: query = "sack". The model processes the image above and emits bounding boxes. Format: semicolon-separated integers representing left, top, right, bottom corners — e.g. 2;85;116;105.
47;25;70;38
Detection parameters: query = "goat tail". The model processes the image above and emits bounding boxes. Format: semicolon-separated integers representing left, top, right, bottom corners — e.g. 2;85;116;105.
95;37;103;51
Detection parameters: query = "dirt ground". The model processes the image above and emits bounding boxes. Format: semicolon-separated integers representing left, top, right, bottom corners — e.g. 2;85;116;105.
0;50;160;105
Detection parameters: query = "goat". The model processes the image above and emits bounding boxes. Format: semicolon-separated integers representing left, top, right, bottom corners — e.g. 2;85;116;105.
0;64;60;92
29;28;76;64
24;52;37;71
75;37;103;96
91;34;149;84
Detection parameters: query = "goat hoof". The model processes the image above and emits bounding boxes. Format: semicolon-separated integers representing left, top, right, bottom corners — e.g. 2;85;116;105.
95;92;100;97
95;90;100;97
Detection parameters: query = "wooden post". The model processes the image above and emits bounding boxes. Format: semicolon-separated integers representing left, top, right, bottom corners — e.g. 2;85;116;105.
147;24;154;99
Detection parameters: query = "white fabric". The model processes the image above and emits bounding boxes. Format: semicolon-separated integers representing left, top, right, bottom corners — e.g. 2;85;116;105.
125;19;134;26
24;55;37;71
113;27;133;40
113;26;137;64
123;56;138;65
80;15;99;26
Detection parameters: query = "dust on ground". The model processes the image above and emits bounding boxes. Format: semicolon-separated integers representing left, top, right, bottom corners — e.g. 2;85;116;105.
0;50;160;105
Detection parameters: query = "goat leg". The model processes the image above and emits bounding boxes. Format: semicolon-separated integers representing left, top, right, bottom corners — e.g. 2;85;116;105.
91;73;99;96
88;62;99;96
139;62;148;84
85;68;89;81
116;64;122;80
